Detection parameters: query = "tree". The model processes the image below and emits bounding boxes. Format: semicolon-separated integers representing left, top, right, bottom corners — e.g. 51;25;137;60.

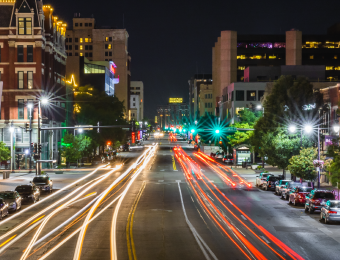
227;109;261;147
288;147;318;181
60;133;92;166
74;89;127;151
0;142;11;161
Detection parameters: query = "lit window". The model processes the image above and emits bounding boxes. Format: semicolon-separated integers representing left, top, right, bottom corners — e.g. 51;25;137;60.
237;55;246;59
105;37;109;42
27;71;33;89
85;38;89;43
80;45;83;50
80;53;83;56
335;55;338;60
108;44;112;49
326;66;334;70
335;66;340;70
269;55;276;59
18;18;32;35
80;38;83;43
237;66;245;70
18;71;24;89
310;55;314;59
235;107;244;115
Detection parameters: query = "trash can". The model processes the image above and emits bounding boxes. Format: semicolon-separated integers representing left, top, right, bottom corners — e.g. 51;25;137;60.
6;171;10;179
242;162;246;168
3;171;9;179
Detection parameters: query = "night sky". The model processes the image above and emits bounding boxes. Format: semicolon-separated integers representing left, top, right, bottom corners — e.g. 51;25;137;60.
48;0;340;119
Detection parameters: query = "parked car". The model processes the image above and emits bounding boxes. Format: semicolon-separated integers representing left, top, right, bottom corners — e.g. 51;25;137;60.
262;176;282;191
288;187;314;206
275;180;291;195
222;155;234;164
15;184;40;203
255;172;274;188
0;199;9;220
320;200;340;224
305;190;335;214
210;152;216;158
32;176;53;193
120;144;131;152
0;191;22;212
281;182;307;200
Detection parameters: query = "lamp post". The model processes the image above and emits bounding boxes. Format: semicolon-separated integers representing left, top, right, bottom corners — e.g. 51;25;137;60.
27;102;33;171
9;123;14;172
37;97;48;175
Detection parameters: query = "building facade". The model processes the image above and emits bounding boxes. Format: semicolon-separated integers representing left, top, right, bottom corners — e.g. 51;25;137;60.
157;100;189;129
65;16;131;116
188;74;212;120
212;26;340;115
130;81;144;121
199;84;214;117
0;0;67;169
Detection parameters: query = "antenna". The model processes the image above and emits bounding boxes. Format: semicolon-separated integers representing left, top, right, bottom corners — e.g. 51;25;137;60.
123;14;125;29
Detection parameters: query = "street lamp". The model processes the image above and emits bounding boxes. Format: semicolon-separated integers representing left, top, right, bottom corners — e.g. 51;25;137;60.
288;125;296;133
256;105;262;110
78;128;83;133
41;97;49;105
37;97;49;175
334;125;340;133
304;124;313;134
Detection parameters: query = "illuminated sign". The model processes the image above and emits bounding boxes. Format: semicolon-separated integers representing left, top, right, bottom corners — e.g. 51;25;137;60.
110;62;117;75
66;74;78;87
132;132;135;144
169;98;183;103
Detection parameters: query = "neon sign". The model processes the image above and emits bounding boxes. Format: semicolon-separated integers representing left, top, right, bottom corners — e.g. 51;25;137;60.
110;62;117;75
66;74;78;87
169;98;183;103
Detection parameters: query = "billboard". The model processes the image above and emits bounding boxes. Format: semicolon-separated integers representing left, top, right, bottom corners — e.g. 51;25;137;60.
169;98;183;103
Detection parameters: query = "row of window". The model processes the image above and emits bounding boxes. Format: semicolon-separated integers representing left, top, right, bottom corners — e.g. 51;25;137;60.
67;52;93;58
204;94;212;99
66;38;92;43
74;22;92;27
230;90;265;102
205;103;213;108
308;55;338;60
237;54;283;60
17;45;34;62
66;45;93;51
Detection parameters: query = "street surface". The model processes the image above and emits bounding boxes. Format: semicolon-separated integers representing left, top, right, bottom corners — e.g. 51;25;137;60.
0;134;339;259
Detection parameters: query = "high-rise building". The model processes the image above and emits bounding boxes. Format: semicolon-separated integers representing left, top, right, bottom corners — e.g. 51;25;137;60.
0;0;68;168
65;15;131;116
130;81;144;121
188;74;212;120
212;26;340;115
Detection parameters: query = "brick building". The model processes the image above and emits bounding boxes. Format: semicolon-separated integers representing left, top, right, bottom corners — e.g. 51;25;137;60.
0;0;67;169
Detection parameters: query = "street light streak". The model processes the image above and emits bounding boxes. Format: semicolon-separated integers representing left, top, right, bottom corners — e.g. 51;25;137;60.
27;215;45;227
20;166;120;260
0;164;108;228
192;150;303;260
110;146;156;260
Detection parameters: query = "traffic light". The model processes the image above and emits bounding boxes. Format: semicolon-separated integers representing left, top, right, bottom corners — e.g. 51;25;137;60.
33;143;37;153
190;129;195;133
107;141;111;146
219;141;223;145
25;122;30;133
38;144;42;153
215;129;220;134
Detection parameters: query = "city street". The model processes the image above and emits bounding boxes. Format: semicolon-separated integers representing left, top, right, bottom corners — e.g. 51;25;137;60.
0;134;339;259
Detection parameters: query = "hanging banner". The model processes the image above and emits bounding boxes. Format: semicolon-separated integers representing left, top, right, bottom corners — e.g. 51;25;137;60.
325;135;338;146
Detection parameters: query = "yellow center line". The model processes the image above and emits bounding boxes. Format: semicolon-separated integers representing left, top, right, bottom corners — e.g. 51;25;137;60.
126;181;146;260
27;215;45;227
84;192;97;198
172;155;177;171
0;235;16;247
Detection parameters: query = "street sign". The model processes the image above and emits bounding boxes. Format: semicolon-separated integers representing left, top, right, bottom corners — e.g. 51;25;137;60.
225;127;237;133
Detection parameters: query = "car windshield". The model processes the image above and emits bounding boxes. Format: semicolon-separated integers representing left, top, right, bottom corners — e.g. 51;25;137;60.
33;177;48;183
281;181;289;185
330;202;340;208
289;183;302;188
299;187;313;192
0;193;15;199
268;177;279;181
314;192;335;199
16;186;31;192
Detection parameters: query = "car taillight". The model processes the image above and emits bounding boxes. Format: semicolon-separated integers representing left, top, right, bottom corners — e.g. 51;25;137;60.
329;211;337;214
311;199;320;204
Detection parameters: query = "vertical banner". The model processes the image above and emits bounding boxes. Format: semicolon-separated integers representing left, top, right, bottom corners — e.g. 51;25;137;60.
0;82;3;115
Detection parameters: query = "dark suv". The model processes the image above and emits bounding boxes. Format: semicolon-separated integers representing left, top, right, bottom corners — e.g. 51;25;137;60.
262;176;282;191
222;155;234;164
305;190;335;214
15;185;40;203
32;176;53;193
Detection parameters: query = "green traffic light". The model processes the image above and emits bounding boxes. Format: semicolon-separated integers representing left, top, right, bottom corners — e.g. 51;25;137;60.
215;129;220;134
191;129;195;133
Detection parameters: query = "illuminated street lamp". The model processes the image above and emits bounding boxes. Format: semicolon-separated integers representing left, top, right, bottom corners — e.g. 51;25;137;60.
334;125;340;133
256;105;262;110
288;125;296;133
304;124;313;134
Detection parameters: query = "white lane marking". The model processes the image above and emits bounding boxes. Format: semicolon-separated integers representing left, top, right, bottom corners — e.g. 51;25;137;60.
177;182;218;260
158;180;164;182
160;169;165;171
260;236;271;244
176;180;181;183
240;215;247;220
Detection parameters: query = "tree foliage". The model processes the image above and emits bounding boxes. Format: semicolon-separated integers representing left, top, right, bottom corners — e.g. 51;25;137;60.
0;142;10;161
74;88;127;147
288;147;318;181
250;76;321;169
227;109;261;147
60;133;92;163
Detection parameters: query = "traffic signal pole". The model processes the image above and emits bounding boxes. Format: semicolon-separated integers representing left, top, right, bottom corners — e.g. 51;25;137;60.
29;106;33;172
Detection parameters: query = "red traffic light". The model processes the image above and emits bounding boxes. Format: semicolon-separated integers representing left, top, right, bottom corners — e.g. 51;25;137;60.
219;141;222;145
107;141;111;145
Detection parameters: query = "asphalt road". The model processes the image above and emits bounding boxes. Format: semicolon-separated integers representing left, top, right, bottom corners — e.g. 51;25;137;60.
1;134;340;260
